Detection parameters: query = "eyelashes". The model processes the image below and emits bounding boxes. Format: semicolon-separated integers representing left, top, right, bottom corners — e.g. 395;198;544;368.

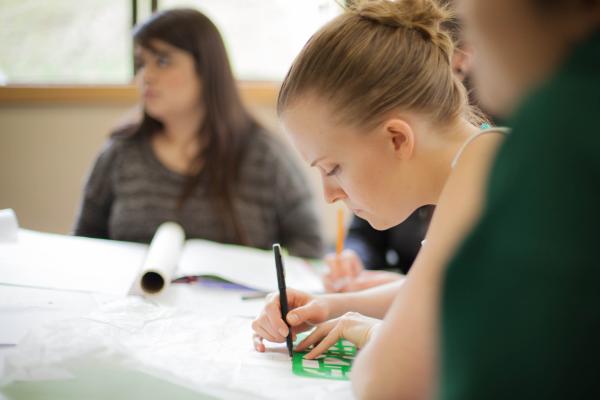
133;55;170;73
156;55;170;67
326;165;340;176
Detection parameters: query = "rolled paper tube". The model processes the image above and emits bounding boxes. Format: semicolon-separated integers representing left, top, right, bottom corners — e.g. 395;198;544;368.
139;222;185;295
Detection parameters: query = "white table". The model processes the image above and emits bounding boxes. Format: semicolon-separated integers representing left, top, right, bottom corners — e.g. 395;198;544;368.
0;283;354;400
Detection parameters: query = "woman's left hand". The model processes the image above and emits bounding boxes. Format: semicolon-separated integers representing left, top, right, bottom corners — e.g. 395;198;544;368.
333;269;403;292
295;312;381;359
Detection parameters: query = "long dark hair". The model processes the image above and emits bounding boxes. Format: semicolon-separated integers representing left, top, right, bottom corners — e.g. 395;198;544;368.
129;8;259;244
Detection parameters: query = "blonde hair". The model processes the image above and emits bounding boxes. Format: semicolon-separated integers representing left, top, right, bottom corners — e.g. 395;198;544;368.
278;0;481;128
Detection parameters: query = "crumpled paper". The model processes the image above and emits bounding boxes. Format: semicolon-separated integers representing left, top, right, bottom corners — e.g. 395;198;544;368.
1;297;353;400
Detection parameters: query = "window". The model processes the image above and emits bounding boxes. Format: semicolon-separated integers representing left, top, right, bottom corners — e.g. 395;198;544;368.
0;0;132;84
0;0;341;85
160;0;341;81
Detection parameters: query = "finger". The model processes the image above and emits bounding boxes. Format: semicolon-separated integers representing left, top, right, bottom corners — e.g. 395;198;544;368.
332;278;351;292
253;308;285;340
253;333;266;352
338;280;355;292
340;273;374;292
338;253;357;279
295;323;333;352
304;326;343;359
286;302;321;327
258;295;289;341
262;318;286;343
265;306;290;339
265;291;280;307
327;255;358;291
325;254;343;280
252;320;280;343
292;323;317;337
345;250;363;277
263;297;284;326
345;271;400;292
322;275;340;293
287;288;314;309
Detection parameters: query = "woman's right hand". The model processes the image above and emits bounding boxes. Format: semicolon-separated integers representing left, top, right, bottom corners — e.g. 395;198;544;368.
252;288;330;352
324;249;402;292
323;249;364;292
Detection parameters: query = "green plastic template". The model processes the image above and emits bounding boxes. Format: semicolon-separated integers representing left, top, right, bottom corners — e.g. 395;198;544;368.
291;334;356;380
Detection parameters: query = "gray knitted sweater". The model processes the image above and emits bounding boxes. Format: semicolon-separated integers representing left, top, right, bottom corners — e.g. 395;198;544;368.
73;130;323;259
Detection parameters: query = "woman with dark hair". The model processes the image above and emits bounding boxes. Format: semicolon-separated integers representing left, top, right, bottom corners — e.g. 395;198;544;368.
74;9;323;258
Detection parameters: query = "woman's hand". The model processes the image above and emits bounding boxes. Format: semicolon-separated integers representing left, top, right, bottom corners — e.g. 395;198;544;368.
323;249;364;292
337;270;403;292
252;288;330;352
295;312;381;359
324;249;402;292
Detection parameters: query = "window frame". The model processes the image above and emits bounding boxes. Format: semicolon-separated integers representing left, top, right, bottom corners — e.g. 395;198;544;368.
0;82;279;106
0;0;302;105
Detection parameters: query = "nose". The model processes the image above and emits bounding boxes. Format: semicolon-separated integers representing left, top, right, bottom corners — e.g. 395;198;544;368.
137;65;156;85
322;177;347;204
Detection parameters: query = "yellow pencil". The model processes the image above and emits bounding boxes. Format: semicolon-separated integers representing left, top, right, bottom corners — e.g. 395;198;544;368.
336;207;345;255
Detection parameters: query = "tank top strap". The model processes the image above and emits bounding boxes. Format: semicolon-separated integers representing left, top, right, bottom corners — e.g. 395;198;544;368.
451;126;511;168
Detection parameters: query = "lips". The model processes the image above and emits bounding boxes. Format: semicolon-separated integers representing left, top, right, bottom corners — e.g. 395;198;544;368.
143;90;157;99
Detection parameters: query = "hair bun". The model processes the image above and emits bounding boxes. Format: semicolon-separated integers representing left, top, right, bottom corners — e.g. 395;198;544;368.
350;0;453;59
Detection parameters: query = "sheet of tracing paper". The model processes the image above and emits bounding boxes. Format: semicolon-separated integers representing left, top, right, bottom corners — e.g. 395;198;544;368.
0;297;353;400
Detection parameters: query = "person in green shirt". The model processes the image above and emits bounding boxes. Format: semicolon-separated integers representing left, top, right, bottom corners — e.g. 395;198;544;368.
441;1;600;399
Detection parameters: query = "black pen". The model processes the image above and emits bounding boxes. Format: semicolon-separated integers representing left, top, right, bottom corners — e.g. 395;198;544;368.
273;243;293;358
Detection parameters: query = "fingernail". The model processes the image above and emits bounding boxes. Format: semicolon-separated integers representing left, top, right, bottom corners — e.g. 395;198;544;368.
288;314;299;324
279;327;288;336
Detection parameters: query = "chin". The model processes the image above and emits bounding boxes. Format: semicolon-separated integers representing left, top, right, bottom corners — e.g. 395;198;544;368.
143;104;166;120
361;215;397;231
361;209;414;231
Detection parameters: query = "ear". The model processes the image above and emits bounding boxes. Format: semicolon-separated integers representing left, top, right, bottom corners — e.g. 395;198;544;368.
452;45;474;81
383;118;415;160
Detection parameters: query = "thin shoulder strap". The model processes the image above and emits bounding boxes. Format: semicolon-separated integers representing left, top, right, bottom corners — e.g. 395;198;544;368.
451;127;511;168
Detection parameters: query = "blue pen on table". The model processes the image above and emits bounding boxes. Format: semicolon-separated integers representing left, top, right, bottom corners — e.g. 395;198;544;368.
273;243;293;358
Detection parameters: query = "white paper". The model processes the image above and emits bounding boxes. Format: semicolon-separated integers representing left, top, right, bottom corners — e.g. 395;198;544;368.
157;284;265;319
0;285;117;345
138;222;184;295
0;230;147;296
0;209;18;243
0;224;323;298
1;298;353;399
177;239;325;293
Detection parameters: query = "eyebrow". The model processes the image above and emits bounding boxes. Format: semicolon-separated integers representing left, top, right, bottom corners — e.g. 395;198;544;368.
148;48;172;58
137;44;172;58
310;156;326;167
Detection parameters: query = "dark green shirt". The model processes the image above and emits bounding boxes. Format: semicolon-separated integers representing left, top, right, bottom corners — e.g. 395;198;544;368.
441;31;600;399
